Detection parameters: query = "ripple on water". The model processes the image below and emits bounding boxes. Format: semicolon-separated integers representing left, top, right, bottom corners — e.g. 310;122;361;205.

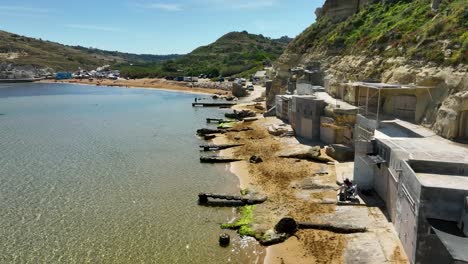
0;83;264;263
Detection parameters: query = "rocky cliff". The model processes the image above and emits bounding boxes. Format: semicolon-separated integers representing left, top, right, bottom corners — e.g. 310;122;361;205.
271;0;467;139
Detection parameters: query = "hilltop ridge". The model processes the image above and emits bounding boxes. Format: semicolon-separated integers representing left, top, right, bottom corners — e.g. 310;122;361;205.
0;30;179;73
118;31;292;78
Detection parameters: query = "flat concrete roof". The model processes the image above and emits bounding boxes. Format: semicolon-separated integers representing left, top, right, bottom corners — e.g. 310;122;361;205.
342;82;436;90
375;119;468;189
314;92;358;114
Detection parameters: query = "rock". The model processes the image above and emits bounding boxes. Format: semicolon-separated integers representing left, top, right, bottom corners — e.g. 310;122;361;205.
234;136;241;140
249;156;263;164
204;134;216;140
219;233;230;247
279;146;321;158
259;230;289;246
232;82;248;97
275;217;298;235
325;144;354;162
268;124;289;136
254;104;265;110
225;110;256;120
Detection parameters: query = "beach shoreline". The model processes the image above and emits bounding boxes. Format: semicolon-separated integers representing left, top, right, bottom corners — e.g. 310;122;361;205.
208;87;327;263
39;78;231;96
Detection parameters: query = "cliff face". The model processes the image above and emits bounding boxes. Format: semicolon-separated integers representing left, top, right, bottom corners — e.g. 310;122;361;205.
271;0;467;139
315;0;374;22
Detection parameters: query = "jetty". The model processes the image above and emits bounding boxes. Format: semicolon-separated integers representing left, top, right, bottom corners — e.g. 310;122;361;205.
0;78;44;83
192;102;236;108
198;193;267;205
199;143;244;151
200;156;242;163
206;118;232;123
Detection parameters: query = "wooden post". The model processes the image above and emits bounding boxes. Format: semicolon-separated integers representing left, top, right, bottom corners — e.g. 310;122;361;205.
365;87;369;116
377;89;381;123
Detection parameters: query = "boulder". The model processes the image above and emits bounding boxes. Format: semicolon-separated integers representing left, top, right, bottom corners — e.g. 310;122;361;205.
279;146;332;163
268;124;289;136
249;155;263;164
325;144;354;162
275;217;298;235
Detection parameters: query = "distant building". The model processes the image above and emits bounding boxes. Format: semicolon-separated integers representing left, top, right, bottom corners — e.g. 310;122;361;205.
55;72;72;80
253;71;267;85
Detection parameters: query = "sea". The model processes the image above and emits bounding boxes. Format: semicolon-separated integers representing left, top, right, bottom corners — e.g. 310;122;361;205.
0;83;264;263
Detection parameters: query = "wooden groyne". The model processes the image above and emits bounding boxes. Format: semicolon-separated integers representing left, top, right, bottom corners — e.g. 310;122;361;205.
198;193;268;205
200;156;242;163
206;118;225;123
200;143;244;151
192;102;236;107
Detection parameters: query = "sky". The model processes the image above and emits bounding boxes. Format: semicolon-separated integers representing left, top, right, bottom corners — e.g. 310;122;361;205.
0;0;325;55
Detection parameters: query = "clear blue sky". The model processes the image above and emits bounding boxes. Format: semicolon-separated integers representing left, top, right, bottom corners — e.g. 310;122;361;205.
0;0;324;55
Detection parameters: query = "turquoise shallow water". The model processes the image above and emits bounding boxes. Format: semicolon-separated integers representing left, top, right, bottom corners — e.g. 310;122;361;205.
0;83;263;263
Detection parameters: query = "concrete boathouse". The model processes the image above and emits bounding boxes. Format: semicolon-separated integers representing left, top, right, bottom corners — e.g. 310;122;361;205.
268;67;468;263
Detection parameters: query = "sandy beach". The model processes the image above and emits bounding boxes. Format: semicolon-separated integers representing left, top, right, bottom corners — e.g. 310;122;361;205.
40;78;231;95
210;89;407;264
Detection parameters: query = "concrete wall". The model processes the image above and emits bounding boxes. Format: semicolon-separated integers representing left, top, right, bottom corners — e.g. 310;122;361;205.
461;197;468;236
395;161;422;264
297;82;314;95
416;187;468;264
291;96;325;140
320;117;353;145
408;160;468;176
354;154;377;190
355;114;379;141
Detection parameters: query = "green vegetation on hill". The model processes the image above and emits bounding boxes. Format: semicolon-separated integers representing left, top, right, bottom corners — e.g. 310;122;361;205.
0;30;180;71
290;0;467;65
117;31;292;79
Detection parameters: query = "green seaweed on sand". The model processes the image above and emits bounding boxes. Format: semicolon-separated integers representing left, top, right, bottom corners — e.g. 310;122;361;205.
221;205;261;238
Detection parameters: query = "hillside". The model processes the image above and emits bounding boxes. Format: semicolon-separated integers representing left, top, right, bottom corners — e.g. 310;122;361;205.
118;31;292;78
0;30;179;72
289;0;467;65
270;0;467;140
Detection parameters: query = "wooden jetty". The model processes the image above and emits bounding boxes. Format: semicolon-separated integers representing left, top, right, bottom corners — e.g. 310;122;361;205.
198;193;267;205
192;102;236;108
206;118;225;123
200;156;242;163
0;77;44;83
242;117;258;122
197;128;226;136
200;143;244;151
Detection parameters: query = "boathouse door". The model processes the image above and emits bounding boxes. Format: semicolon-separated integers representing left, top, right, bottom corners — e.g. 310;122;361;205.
393;95;417;122
458;111;468;140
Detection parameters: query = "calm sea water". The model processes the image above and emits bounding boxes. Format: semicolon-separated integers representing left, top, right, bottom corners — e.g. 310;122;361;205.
0;83;263;263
